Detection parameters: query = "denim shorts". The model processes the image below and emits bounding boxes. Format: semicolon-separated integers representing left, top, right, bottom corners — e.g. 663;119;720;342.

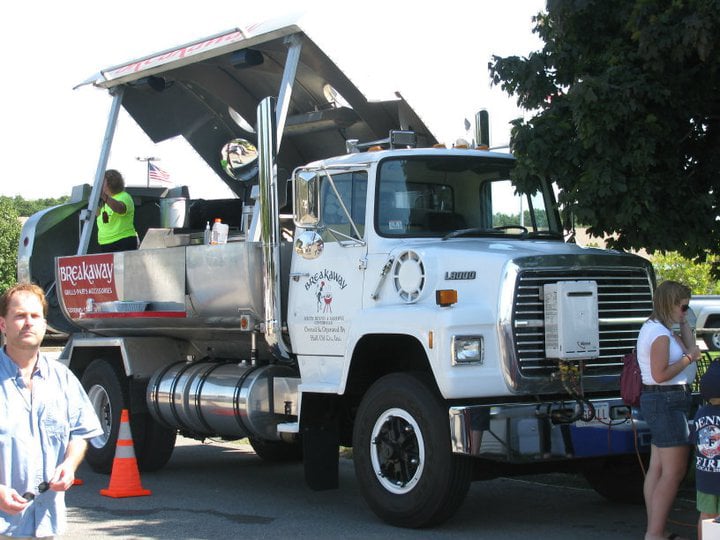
639;389;692;447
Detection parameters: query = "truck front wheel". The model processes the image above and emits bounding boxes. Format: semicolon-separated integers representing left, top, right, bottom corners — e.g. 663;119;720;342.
352;373;472;528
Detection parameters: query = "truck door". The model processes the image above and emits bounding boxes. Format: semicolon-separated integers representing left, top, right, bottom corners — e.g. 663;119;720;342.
287;170;368;357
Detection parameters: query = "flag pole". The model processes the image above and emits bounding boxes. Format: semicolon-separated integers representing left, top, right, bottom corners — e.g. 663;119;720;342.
136;156;160;188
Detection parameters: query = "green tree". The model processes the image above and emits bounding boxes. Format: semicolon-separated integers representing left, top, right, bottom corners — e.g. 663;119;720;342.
0;195;69;217
652;252;720;294
0;199;21;295
489;0;720;263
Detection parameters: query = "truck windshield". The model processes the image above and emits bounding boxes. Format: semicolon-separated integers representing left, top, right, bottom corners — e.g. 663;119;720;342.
375;155;562;239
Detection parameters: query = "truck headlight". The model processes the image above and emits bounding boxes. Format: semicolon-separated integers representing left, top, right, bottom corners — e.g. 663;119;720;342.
451;335;484;366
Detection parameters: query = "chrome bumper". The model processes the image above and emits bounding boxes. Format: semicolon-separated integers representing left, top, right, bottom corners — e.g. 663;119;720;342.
449;398;648;460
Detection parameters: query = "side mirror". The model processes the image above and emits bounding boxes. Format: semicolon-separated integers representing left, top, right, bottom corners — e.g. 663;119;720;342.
294;230;324;260
220;138;258;180
293;170;321;228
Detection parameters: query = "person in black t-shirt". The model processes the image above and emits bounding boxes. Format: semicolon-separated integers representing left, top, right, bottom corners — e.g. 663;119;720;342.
692;360;720;539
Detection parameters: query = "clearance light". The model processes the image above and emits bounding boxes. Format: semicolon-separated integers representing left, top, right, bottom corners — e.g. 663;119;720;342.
436;289;458;307
452;335;484;366
389;130;417;148
433;143;447;149
239;314;252;331
368;145;383;152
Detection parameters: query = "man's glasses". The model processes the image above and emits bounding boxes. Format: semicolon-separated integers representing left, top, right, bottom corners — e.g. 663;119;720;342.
681;304;690;312
22;481;49;501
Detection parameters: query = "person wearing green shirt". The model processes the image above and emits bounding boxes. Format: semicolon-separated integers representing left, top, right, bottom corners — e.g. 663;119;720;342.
97;169;138;252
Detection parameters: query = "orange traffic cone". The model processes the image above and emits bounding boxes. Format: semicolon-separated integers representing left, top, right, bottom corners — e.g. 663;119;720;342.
100;409;151;498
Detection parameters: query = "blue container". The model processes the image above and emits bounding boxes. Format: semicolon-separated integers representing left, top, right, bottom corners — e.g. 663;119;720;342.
570;425;651;457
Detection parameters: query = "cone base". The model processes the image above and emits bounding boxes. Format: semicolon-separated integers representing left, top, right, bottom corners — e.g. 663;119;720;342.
100;488;152;498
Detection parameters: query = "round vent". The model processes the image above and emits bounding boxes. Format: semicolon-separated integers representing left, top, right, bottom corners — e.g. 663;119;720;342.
393;250;426;303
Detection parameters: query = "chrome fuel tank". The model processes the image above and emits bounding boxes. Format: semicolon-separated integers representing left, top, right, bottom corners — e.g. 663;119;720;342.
147;361;299;440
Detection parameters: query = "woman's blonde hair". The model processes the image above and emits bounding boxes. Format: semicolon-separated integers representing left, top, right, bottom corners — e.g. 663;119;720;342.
651;280;691;328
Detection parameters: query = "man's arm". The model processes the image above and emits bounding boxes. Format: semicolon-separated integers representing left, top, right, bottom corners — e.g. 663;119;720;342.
48;438;88;492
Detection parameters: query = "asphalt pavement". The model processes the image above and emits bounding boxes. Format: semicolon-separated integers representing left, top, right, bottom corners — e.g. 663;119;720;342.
62;437;700;540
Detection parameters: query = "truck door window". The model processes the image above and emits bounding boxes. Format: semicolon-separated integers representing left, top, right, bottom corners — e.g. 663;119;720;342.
320;171;367;241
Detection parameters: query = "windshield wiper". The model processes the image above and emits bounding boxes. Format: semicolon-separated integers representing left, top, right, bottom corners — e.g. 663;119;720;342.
526;230;564;240
442;227;513;241
442;225;530;241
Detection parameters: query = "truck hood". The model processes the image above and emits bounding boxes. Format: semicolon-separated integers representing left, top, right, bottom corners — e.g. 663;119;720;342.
379;236;653;310
377;236;653;395
387;236;648;266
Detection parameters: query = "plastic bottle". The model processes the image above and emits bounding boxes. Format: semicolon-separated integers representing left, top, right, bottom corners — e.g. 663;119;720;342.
210;218;228;244
210;218;220;244
203;221;211;244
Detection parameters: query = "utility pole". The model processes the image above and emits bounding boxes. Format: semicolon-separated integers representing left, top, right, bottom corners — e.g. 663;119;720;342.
136;156;160;187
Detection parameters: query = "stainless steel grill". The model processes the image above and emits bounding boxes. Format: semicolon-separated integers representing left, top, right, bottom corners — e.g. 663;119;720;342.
512;268;653;377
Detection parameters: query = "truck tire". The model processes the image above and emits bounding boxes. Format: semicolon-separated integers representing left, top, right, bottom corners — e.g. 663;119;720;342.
81;359;176;473
352;373;472;528
704;332;720;352
82;359;125;474
581;455;647;504
249;437;303;462
132;412;177;472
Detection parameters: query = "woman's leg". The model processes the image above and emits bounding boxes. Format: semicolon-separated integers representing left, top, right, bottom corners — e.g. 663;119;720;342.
645;444;690;539
644;445;661;528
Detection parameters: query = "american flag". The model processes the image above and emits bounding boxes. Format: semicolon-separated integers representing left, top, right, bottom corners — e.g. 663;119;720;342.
148;163;172;183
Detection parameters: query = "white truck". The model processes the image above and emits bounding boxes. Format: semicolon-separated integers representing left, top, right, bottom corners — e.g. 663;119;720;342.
690;296;720;351
19;16;656;527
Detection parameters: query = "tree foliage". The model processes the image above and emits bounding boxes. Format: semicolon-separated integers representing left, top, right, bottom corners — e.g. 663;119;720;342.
489;0;720;263
0;199;21;295
653;252;720;294
0;195;66;294
0;195;68;218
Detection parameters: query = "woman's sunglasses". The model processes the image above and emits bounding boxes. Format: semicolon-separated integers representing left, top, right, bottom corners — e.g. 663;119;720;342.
681;304;690;312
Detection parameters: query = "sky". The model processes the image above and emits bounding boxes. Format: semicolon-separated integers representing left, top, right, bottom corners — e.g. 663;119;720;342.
0;0;545;200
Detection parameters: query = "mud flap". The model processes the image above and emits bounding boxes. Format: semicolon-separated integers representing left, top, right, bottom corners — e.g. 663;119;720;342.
301;394;339;490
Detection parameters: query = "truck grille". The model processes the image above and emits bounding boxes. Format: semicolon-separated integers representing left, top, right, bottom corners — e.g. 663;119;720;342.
513;268;653;377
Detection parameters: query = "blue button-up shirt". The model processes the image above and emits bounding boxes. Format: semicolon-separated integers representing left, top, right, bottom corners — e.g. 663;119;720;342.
0;349;102;537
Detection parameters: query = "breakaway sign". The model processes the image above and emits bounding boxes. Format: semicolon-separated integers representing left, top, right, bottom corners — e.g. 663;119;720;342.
56;254;118;319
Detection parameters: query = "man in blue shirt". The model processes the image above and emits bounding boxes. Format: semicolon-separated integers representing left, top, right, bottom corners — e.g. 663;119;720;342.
0;283;102;538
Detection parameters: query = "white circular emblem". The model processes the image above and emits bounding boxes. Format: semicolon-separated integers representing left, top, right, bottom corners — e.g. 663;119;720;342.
393;250;425;303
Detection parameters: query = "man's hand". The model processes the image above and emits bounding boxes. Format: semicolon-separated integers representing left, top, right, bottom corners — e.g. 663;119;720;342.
49;438;87;492
0;485;30;514
48;462;76;492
